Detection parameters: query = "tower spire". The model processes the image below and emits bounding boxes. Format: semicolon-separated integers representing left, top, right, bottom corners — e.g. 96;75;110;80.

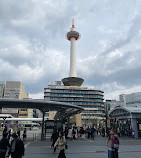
72;19;74;28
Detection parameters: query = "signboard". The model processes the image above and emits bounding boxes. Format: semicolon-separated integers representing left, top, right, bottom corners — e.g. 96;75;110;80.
45;120;54;129
45;120;62;129
107;119;110;127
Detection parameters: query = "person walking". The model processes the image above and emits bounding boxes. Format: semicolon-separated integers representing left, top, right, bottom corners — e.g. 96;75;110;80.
117;127;120;137
0;132;11;158
54;131;66;158
91;126;95;140
64;128;68;139
17;129;21;138
23;128;27;142
8;129;12;141
68;128;72;140
107;130;119;158
72;127;76;140
106;128;111;145
102;127;105;137
51;129;58;149
9;133;25;158
3;126;8;135
87;127;91;139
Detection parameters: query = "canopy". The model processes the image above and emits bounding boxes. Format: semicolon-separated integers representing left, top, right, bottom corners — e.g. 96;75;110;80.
0;98;84;121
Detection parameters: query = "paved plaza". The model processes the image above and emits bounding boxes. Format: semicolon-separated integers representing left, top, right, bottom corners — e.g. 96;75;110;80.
24;134;141;158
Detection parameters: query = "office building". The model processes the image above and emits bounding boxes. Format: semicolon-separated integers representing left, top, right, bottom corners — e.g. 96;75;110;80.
105;99;123;112
119;92;141;107
2;81;32;118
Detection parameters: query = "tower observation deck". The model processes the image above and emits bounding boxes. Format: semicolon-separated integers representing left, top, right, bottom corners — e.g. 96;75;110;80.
62;20;84;86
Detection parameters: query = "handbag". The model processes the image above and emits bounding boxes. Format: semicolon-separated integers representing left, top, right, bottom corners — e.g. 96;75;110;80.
113;143;119;149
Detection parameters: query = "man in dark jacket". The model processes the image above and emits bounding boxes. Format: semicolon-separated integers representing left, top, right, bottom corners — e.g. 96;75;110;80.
51;129;58;148
9;133;25;158
91;126;95;139
0;132;11;158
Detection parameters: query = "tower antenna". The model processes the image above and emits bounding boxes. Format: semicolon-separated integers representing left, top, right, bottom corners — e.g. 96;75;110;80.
72;19;74;28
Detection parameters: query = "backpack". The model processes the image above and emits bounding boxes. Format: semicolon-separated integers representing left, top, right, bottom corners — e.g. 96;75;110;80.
113;135;119;149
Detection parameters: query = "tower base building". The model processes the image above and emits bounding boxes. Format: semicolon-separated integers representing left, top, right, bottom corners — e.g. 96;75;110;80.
44;81;105;127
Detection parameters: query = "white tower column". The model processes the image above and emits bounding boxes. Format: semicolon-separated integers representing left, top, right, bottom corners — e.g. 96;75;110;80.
62;20;84;86
69;37;77;77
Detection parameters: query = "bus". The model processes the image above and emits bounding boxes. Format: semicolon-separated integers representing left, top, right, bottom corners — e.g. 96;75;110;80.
21;123;40;130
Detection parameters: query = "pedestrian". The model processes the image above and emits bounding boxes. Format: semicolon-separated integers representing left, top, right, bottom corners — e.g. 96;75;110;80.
107;130;119;158
72;127;76;140
75;127;78;139
9;133;25;158
117;127;120;137
102;127;105;137
8;129;12;141
64;127;68;139
0;132;11;158
3;126;8;135
91;126;95;139
51;129;58;148
87;127;91;139
106;129;111;145
67;128;72;140
17;129;20;138
54;131;66;158
23;128;27;142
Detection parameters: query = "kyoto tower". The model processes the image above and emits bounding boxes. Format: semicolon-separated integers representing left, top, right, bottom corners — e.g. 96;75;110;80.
62;20;84;86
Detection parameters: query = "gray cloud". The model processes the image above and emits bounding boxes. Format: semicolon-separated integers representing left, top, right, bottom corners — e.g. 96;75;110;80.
0;0;141;100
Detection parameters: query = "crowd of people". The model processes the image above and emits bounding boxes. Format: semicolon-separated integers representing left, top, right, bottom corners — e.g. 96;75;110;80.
0;124;120;158
50;125;120;158
50;125;97;158
0;126;26;158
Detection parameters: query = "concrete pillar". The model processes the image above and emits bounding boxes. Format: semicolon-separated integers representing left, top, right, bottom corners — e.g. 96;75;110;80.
41;111;45;141
131;118;138;139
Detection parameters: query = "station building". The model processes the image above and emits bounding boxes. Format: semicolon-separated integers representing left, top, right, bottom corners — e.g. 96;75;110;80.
109;106;141;139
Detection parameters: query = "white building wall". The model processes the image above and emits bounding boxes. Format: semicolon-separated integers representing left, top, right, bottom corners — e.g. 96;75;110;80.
119;92;141;107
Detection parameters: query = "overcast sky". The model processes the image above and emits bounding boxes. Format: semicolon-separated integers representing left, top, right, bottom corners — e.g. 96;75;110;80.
0;0;141;100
